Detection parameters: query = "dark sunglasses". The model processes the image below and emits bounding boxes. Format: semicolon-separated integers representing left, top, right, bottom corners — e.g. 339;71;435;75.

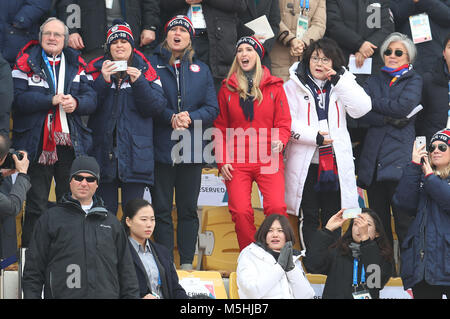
72;175;97;183
383;49;405;57
429;143;448;153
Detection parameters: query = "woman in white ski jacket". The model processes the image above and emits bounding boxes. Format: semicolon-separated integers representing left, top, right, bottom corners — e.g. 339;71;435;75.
283;38;372;253
237;214;315;299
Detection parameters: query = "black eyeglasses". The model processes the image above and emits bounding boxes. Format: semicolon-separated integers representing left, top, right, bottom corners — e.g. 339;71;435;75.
429;143;448;153
72;175;97;183
384;49;405;57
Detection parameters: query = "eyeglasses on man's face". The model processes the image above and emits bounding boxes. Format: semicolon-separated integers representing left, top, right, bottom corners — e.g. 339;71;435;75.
72;175;98;183
42;31;64;39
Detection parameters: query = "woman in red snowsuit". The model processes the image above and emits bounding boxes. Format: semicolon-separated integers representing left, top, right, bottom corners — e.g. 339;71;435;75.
214;36;291;250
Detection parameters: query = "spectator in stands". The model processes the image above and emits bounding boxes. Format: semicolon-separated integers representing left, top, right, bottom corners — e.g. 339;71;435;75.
416;33;450;144
11;17;97;247
271;0;326;82
58;0;160;61
22;155;140;299
0;0;52;66
393;129;450;299
149;15;218;270
390;0;450;76
238;0;281;70
85;20;166;215
325;0;395;172
236;214;315;299
0;54;13;135
214;36;291;251
159;0;248;93
0;135;30;264
122;198;189;299
357;32;422;248
303;208;394;299
283;37;372;252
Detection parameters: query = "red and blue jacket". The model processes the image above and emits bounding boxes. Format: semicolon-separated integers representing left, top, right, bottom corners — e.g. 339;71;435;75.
12;40;97;162
86;49;167;185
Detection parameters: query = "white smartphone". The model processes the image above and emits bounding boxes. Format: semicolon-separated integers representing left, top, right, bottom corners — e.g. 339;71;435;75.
111;60;128;72
342;207;362;219
415;136;426;149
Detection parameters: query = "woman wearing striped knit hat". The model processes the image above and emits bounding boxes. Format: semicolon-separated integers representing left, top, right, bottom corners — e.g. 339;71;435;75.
393;128;450;298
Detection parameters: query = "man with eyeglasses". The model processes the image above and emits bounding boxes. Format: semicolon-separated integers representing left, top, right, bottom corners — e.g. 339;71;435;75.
11;17;97;248
22;155;140;299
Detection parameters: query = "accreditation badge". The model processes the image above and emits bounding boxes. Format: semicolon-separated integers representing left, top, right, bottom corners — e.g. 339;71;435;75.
105;0;113;9
296;15;309;40
190;4;207;30
409;13;432;44
352;289;372;299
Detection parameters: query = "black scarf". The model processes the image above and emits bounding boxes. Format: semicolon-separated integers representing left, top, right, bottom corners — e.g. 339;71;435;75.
239;70;255;121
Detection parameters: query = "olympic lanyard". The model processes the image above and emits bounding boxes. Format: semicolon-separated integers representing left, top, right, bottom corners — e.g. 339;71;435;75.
352;258;366;287
300;0;309;11
42;49;57;93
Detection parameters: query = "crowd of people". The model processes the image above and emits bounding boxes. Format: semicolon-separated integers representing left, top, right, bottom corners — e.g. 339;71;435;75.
0;0;449;299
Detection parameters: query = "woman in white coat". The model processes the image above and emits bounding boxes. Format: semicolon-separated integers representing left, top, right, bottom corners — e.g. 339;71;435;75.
283;37;372;254
236;214;315;299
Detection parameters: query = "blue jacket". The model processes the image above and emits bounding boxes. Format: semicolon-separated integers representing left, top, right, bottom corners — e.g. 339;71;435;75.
392;162;450;289
357;69;423;188
86;50;167;185
128;240;188;299
149;45;219;164
416;57;450;144
12;41;97;162
0;0;52;65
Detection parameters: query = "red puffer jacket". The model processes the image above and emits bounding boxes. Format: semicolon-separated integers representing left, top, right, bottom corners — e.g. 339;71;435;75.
214;66;291;170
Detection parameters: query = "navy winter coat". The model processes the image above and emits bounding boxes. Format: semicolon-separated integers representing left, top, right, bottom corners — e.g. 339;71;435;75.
12;41;97;162
416;57;450;144
22;193;140;299
0;0;52;65
392;162;450;289
149;45;219;165
357;69;423;188
86;49;167;185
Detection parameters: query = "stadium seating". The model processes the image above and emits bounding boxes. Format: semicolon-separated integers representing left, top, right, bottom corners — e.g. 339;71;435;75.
228;271;239;299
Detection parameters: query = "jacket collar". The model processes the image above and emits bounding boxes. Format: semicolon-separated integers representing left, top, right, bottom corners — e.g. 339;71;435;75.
15;40;83;76
60;193;108;217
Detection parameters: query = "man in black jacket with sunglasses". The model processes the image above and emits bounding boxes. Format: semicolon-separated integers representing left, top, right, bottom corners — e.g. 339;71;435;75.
22;155;139;299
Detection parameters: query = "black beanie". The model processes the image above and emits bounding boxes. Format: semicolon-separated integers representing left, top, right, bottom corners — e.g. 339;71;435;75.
70;156;100;181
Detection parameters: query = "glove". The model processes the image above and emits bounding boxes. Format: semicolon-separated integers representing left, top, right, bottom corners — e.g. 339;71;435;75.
384;116;410;129
277;241;295;272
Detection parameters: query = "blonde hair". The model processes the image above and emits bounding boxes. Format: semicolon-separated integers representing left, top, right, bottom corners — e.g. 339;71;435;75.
429;153;450;179
225;55;264;103
162;39;195;66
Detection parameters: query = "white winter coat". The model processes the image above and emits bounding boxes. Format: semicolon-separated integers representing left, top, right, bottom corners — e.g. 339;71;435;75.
236;243;315;299
283;62;372;216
